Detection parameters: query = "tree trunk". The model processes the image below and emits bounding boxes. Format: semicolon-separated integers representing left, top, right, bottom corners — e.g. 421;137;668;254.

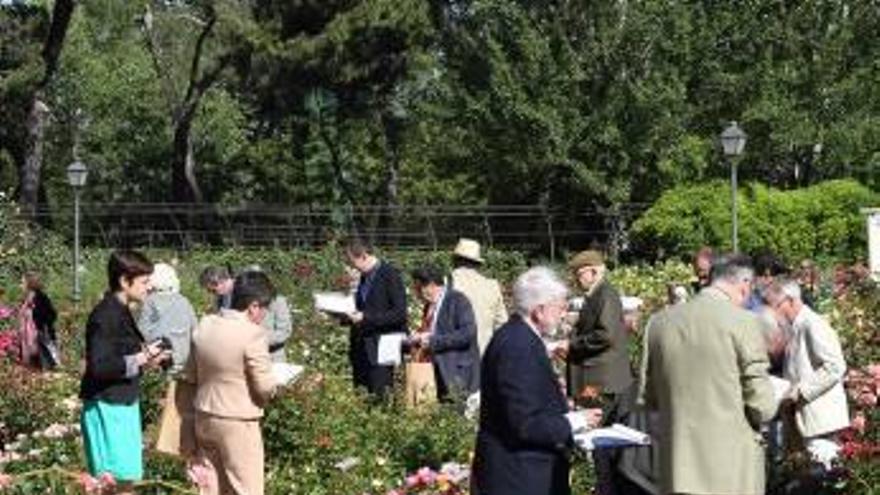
171;106;203;203
17;0;76;218
141;4;222;204
19;94;49;218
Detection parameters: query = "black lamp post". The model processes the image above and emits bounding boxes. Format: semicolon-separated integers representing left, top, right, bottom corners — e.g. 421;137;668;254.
720;121;747;252
66;160;88;302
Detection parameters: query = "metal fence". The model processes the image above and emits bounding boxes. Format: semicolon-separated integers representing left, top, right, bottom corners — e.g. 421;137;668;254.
20;203;650;257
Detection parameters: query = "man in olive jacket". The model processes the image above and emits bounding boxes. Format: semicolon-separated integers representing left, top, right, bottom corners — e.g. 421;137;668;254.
562;249;634;495
564;250;633;401
641;254;777;495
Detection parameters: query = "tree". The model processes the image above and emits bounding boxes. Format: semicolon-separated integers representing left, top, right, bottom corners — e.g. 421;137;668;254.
0;0;76;218
140;0;250;203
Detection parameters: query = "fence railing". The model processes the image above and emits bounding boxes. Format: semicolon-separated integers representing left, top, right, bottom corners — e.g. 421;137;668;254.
16;203;650;258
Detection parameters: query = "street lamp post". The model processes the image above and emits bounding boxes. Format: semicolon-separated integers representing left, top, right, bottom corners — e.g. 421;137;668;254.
720;121;747;252
66;160;88;302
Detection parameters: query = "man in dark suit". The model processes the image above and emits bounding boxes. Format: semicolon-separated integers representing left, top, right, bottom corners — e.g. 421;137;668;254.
343;238;408;398
408;265;480;401
472;266;601;495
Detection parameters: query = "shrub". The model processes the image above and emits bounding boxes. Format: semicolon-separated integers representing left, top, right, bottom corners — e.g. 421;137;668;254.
0;192;69;301
630;179;878;263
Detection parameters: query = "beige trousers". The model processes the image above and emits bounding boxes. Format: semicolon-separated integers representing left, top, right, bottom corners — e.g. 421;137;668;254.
195;412;264;495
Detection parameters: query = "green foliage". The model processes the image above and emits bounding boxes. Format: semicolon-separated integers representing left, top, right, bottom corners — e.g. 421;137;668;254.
0;192;69;292
631;179;878;262
8;0;880;214
1;241;879;494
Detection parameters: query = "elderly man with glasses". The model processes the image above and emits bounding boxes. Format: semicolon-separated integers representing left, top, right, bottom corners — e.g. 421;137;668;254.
762;279;850;466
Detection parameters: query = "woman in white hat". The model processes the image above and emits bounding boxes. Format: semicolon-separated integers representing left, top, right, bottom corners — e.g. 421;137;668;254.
138;262;198;374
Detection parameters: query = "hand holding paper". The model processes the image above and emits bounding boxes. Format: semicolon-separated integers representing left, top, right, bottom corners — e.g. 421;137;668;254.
573;423;651;451
272;363;304;387
314;292;356;316
377;333;407;366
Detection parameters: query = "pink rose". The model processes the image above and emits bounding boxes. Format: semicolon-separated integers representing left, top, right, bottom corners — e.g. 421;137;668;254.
188;461;214;488
405;474;421;488
0;306;14;319
386;490;403;495
0;473;13;489
857;392;878;407
417;467;436;485
851;412;867;434
77;473;100;493
867;364;880;381
99;472;116;488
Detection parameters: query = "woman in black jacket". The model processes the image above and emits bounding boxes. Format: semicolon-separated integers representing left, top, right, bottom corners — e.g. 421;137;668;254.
79;250;170;492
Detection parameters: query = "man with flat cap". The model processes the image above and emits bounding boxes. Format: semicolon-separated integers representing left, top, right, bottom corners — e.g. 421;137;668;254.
450;238;507;356
559;249;634;495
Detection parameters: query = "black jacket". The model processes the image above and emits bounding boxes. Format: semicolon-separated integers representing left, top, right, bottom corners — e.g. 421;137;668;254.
429;289;480;398
472;315;573;495
79;293;145;403
351;261;407;366
32;289;57;343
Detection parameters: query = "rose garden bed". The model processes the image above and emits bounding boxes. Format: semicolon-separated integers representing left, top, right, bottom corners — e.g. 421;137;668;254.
0;246;876;494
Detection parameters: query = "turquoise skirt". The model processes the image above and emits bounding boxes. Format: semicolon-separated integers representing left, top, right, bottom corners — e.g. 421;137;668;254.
81;400;143;481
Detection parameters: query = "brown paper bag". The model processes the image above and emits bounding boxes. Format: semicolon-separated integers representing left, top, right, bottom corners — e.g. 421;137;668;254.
405;361;437;409
155;380;197;457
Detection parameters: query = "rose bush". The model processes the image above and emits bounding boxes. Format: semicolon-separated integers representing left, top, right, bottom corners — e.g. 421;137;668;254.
0;242;876;494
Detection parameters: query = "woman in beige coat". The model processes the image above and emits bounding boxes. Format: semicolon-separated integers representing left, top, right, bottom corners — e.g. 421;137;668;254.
181;271;278;495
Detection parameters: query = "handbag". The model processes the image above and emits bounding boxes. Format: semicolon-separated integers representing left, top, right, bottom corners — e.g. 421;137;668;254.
37;330;60;369
155;380;197;457
404;361;437;409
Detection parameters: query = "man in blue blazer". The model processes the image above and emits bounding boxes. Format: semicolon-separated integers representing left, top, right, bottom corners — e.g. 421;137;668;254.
472;266;602;495
409;265;480;401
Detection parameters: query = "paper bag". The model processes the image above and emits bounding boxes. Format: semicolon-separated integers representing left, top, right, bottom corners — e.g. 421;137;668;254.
155;380;196;457
404;361;437;409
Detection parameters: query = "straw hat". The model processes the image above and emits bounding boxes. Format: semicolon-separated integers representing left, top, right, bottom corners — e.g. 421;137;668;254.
568;250;605;271
453;238;484;264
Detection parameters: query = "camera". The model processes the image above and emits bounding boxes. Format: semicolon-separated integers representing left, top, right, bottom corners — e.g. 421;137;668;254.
150;336;173;352
149;337;174;370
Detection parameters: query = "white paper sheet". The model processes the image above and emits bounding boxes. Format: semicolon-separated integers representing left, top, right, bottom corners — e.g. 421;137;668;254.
272;362;304;387
574;423;651;451
770;376;792;407
377;333;407;366
545;340;566;354
314;292;356;315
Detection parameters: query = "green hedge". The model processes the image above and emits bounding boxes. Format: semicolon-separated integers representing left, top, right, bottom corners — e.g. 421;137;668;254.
630;179;878;263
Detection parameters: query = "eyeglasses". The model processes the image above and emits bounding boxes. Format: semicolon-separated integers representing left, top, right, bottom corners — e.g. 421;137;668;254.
771;297;791;310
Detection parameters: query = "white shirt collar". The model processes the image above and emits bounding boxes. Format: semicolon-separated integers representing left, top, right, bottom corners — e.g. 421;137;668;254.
428;286;447;333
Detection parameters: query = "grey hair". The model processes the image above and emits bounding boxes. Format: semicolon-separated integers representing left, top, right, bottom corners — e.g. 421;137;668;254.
710;254;754;285
513;266;569;317
762;277;802;303
199;265;230;288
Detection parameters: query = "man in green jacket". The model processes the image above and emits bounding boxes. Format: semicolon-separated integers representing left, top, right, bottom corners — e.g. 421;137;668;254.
642;254;777;495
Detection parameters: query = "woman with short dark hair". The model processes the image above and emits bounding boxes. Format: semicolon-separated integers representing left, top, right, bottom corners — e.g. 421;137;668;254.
181;270;279;495
79;250;171;493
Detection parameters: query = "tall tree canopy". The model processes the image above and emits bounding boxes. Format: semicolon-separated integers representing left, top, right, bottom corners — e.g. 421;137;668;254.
1;0;880;213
